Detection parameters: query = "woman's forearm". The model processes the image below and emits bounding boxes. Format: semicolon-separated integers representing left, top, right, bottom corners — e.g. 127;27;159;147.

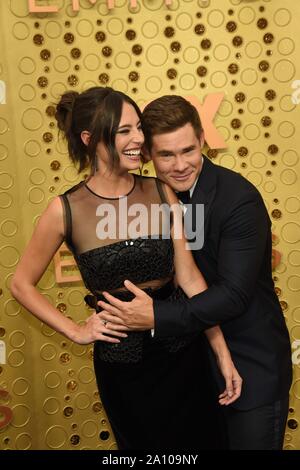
10;282;80;341
204;325;231;360
179;273;230;360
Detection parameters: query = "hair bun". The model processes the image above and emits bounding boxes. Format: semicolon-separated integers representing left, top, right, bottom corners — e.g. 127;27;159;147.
55;91;79;132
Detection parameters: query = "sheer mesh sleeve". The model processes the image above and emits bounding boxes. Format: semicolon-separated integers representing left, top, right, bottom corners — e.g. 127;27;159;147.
59;193;74;252
58;175;175;294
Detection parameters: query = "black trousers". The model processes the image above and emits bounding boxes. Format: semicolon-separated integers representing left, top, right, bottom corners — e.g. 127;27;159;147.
222;396;289;450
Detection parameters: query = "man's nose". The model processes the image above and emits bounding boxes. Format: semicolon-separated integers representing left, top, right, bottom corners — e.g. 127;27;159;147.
173;155;188;172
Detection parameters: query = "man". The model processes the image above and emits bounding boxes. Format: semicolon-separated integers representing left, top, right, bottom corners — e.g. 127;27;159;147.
98;95;292;450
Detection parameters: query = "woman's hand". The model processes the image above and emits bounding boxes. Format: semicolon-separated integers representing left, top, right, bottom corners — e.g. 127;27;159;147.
216;354;243;406
73;311;129;345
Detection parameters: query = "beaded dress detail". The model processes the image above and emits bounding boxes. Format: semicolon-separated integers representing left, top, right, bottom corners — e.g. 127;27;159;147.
59;174;193;363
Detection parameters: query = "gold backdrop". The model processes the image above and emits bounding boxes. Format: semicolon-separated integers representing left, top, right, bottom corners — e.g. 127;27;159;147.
0;0;299;450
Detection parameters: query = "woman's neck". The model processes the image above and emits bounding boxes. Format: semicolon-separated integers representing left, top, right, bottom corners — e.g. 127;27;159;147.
87;169;134;198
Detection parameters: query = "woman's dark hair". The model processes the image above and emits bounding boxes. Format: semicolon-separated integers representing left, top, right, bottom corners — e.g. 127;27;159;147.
142;95;203;152
55;87;142;173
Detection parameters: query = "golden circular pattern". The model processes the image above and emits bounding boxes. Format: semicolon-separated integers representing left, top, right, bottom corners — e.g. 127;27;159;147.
37;77;48;88
67;75;79;87
257;18;268;29
125;29;136;40
40;49;51;61
167;68;177;79
50;160;61;171
259;60;269;72
232;36;243;47
67;380;78;392
207;149;218;159
171;41;181;52
271;209;282;220
64;33;75;44
100;431;110;441
71;48;81;59
33;34;44;46
268;144;279;155
63;406;73;417
231;118;241;129
226;21;237;33
238;147;248;157
102;46;112;57
197;66;207;77
201;39;212;50
164;26;175;38
60;352;71;364
261;116;272;127
235;92;246;103
70;435;80;446
132;44;143;55
207;9;224;28
228;63;238;74
95;31;106;42
43;132;53;143
287;419;298;430
283;150;299;167
98;73;109;84
274;9;292;27
92;402;102;413
265;89;276;101
57;302;67;313
129;71;139;81
194;24;205;35
263;33;274;44
275;287;282;297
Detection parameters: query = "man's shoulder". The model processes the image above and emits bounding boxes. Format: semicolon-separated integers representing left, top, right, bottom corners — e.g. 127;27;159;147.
213;160;260;198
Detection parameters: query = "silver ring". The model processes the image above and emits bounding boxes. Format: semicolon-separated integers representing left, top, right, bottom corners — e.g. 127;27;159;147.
102;320;107;326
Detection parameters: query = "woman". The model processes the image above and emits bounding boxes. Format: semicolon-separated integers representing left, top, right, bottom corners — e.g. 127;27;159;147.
11;87;241;450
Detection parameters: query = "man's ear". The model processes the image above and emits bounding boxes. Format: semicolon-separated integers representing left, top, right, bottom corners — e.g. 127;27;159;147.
81;130;91;147
141;144;151;163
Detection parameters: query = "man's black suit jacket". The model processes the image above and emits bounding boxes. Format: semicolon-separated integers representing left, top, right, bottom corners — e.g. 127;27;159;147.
154;156;292;410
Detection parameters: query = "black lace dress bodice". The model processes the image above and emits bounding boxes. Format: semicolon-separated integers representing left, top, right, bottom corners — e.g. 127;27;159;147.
75;237;174;294
59;174;194;363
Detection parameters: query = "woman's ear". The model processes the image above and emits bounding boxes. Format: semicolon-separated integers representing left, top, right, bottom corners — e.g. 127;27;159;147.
81;130;91;147
141;144;151;163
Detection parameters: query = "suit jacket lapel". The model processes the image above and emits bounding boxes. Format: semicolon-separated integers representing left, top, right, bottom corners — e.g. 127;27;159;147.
191;155;217;231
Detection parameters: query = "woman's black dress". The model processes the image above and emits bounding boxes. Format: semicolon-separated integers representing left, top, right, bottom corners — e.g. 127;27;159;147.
59;174;226;450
